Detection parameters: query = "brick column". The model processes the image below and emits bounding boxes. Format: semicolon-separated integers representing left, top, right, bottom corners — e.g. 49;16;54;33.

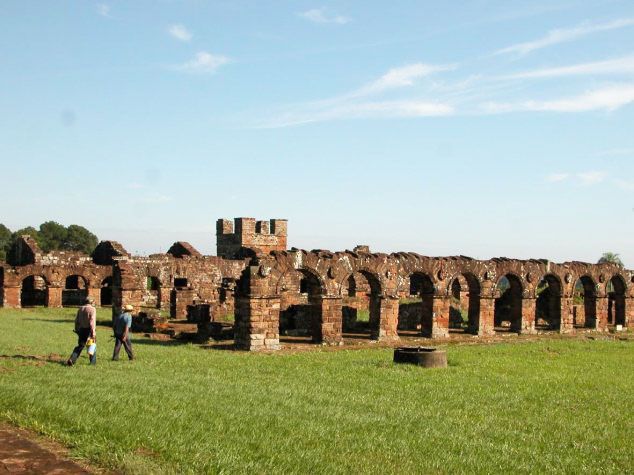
370;295;399;341
2;286;20;308
560;297;574;333
316;296;343;345
431;296;450;339
626;297;634;330
477;296;495;336
520;297;536;334
234;295;280;351
47;286;63;308
596;296;609;331
158;287;171;311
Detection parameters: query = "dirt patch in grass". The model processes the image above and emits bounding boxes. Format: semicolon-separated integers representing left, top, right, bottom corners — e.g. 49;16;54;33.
0;424;105;474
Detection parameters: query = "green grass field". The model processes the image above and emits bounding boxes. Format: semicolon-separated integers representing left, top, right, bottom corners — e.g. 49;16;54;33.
0;308;633;474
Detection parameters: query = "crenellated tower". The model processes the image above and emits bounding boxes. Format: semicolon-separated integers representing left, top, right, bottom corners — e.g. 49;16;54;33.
216;217;287;258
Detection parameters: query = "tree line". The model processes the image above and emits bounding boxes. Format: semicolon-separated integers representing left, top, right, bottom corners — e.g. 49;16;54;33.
0;221;99;261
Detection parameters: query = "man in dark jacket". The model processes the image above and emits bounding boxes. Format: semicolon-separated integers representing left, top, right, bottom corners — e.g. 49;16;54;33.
67;297;97;366
112;304;134;361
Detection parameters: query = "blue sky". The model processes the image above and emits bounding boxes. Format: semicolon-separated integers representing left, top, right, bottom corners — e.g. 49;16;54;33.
1;1;633;265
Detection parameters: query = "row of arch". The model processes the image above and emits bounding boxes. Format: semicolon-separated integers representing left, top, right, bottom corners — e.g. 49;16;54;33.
267;266;628;344
18;274;113;307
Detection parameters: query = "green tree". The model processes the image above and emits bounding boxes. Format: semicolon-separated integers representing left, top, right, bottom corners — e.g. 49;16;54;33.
39;221;68;252
65;224;99;254
0;224;11;261
598;252;624;268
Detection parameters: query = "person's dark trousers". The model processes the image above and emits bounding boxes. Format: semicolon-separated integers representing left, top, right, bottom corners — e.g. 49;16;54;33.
68;328;96;365
112;334;134;361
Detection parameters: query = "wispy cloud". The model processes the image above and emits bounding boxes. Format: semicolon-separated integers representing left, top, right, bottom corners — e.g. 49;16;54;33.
598;147;634;157
352;63;457;97
139;193;172;204
482;84;634;113
173;51;230;74
495;18;634;56
96;3;111;18
299;8;350;25
126;183;144;190
545;171;607;185
168;24;192;42
256;63;454;127
502;56;634;80
614;178;634;191
262;101;453;128
545;173;569;182
577;171;607;185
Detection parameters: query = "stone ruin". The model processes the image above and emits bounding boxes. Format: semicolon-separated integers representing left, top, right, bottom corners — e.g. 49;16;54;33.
0;217;632;350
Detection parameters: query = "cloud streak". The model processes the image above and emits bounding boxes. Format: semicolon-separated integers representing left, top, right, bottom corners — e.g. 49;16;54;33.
353;63;457;97
495;18;634;56
482;84;634;113
173;51;230;74
299;8;349;25
256;63;455;127
545;171;608;185
96;3;111;18
168;24;193;42
502;56;634;80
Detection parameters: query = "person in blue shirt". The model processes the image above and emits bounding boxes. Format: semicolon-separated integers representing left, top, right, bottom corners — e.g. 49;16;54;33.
112;304;134;361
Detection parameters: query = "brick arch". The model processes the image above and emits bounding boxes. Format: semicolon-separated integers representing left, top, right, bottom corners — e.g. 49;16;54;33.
447;271;482;334
607;273;627;327
337;268;383;297
572;274;598;329
534;273;563;331
20;274;50;307
493;273;524;333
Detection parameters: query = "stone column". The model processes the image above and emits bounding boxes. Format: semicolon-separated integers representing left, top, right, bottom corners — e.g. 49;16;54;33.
370;295;399;342
317;296;343;345
559;297;574;333
520;297;536;334
477;296;495;336
430;295;450;339
234;295;280;351
596;296;609;331
47;286;63;308
2;286;20;308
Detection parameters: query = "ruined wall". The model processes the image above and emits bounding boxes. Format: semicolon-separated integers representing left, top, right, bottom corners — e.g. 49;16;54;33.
114;250;249;319
216;217;287;259
232;250;633;350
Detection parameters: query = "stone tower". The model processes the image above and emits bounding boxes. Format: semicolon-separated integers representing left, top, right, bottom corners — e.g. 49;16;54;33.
216;217;288;259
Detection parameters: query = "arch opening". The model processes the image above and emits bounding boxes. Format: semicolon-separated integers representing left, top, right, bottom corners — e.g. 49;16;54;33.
100;276;113;306
449;273;481;334
146;276;161;309
279;269;324;344
494;274;523;333
341;271;381;340
398;272;435;337
535;275;562;331
62;275;89;307
607;275;626;328
572;276;597;329
21;275;48;307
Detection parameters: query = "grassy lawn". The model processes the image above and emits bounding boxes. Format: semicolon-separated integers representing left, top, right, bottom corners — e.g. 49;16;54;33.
0;308;633;474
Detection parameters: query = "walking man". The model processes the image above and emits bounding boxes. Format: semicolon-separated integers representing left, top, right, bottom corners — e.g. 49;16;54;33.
67;296;97;366
112;304;134;361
